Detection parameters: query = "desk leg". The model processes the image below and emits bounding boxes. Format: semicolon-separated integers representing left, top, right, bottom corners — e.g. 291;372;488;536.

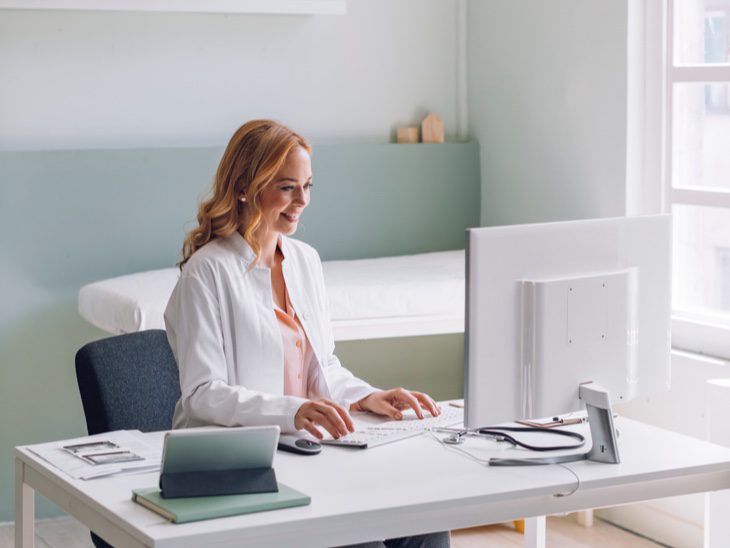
705;489;730;547
524;516;546;548
15;458;35;548
575;509;594;527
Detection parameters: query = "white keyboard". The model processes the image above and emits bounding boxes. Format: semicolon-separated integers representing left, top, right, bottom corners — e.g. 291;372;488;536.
321;405;464;449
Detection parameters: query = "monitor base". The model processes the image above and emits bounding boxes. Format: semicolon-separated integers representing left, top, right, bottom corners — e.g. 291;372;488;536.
489;382;620;466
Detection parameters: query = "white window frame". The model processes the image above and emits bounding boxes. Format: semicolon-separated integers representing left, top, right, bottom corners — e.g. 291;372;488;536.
632;0;730;360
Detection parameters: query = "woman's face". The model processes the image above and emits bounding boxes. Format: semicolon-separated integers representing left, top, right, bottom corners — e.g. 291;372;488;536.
256;146;312;238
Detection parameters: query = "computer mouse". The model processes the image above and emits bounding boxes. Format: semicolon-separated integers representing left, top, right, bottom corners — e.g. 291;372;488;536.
277;434;322;455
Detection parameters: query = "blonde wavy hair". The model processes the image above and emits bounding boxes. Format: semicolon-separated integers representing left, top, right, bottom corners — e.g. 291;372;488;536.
179;120;311;269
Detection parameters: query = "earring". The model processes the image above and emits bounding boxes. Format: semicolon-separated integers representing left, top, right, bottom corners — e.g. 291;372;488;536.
239;195;247;203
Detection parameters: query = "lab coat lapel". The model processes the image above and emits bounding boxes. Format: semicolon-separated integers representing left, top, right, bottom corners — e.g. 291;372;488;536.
279;236;332;400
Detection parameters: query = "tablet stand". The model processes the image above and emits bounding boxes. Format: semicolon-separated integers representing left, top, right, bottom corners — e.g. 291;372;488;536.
160;467;278;499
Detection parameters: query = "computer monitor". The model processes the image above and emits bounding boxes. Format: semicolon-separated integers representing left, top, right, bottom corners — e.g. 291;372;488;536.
464;215;672;436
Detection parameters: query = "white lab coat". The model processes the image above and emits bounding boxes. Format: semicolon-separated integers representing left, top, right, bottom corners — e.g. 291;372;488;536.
165;232;377;433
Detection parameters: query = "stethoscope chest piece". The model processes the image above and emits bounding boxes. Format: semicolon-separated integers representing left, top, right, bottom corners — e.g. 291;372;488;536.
444;433;465;445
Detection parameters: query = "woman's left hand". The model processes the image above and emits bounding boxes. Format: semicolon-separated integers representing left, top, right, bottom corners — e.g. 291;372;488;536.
354;388;441;420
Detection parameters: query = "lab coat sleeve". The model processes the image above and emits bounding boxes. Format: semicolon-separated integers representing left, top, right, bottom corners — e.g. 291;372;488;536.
311;252;379;406
165;273;306;433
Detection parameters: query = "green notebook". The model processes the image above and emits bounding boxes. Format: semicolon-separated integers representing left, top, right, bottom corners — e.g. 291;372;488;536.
132;483;310;523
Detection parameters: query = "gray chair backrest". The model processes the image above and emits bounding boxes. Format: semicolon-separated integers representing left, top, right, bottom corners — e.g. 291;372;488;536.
75;330;181;435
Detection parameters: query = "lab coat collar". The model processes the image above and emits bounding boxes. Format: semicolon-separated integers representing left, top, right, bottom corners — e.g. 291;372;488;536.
229;231;257;267
229;231;291;269
279;235;291;262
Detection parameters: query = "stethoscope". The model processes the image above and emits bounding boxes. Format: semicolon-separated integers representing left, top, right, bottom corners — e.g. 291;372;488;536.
432;426;586;452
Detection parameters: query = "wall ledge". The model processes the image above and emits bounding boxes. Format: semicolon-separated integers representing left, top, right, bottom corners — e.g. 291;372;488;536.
0;0;346;15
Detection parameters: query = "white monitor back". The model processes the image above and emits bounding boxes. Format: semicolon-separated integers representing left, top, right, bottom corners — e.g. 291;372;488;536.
465;215;671;428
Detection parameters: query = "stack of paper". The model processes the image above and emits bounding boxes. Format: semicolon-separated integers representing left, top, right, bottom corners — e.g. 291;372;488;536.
29;430;161;480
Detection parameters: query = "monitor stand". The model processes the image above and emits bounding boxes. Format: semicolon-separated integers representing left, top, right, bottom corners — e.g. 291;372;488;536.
489;382;620;466
579;381;620;464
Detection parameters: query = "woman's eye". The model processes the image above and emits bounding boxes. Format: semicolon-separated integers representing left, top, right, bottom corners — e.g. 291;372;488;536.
280;183;312;192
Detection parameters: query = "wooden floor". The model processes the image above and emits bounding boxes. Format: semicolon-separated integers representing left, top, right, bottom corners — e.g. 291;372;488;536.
0;515;663;547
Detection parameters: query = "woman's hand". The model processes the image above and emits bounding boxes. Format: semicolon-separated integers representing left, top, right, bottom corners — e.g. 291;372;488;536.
294;399;354;440
354;388;441;420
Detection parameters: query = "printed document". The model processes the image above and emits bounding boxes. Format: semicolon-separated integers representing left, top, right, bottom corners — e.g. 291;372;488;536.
29;430;161;479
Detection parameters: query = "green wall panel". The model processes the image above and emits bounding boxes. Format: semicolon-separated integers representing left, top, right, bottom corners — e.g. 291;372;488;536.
0;142;478;520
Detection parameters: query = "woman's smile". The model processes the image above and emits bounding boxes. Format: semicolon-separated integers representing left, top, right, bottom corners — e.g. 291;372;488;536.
281;211;301;223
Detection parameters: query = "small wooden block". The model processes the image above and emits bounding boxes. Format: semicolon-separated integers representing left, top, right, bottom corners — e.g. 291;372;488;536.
421;112;444;143
396;127;419;144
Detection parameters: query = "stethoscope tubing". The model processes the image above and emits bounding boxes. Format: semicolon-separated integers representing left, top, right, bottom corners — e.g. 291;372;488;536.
433;426;586;452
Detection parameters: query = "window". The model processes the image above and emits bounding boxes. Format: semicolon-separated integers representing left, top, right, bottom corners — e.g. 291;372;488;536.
666;0;730;359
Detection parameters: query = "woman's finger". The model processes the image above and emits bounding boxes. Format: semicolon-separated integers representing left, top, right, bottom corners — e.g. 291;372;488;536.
300;417;323;440
313;408;348;439
316;401;349;436
393;388;423;419
413;391;441;416
322;399;354;432
378;401;405;420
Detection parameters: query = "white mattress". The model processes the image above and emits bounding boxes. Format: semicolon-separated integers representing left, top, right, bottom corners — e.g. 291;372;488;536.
78;250;465;341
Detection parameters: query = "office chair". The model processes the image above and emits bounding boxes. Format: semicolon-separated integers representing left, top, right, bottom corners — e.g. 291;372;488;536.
75;329;181;548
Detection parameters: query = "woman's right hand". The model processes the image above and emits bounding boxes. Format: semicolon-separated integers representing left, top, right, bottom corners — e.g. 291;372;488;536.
294;399;354;440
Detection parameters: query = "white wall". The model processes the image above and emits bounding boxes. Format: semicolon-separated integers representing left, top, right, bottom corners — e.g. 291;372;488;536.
0;0;458;150
466;0;629;226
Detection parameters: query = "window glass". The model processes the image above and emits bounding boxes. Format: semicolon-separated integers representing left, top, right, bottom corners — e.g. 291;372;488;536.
674;0;730;65
672;82;730;189
672;204;730;323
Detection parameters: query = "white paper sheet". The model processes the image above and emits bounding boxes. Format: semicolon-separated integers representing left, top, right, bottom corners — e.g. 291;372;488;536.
29;430;161;480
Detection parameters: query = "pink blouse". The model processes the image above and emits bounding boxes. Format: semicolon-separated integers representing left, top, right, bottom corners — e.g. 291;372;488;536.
275;289;314;398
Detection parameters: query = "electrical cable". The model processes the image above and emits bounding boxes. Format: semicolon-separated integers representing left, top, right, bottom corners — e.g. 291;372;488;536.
427;430;581;498
553;463;580;497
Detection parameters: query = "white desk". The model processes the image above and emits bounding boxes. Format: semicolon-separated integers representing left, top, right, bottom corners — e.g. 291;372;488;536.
15;417;730;548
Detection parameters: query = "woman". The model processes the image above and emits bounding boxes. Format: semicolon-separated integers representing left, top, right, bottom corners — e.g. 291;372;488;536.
165;120;449;546
165;119;443;440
